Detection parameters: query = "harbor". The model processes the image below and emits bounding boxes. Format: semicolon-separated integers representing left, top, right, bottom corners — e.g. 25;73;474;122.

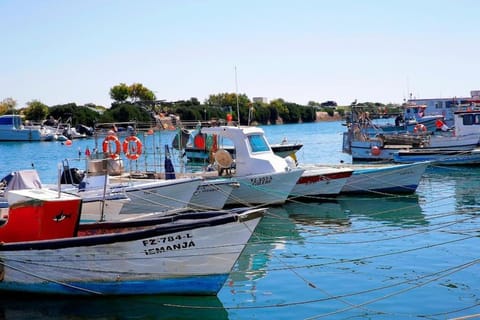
0;121;478;319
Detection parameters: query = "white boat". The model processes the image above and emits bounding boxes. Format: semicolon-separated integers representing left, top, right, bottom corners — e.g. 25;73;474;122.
200;126;305;206
93;128;239;212
4;162;202;222
393;147;480;165
344;108;480;161
305;161;430;194
72;161;203;221
182;129;303;163
0;187;265;296
0;115;54;141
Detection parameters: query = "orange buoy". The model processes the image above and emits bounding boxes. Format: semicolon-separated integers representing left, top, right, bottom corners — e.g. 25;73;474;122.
65;140;72;146
371;146;381;156
102;135;121;159
122;136;143;161
194;134;206;149
414;124;427;133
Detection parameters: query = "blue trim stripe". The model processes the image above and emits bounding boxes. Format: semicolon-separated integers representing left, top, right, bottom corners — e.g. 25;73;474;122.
0;274;229;296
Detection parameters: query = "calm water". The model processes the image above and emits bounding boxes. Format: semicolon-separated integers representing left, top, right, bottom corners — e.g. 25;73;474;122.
0;122;479;320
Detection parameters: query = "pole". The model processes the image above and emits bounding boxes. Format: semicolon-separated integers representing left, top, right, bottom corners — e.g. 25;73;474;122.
235;66;240;126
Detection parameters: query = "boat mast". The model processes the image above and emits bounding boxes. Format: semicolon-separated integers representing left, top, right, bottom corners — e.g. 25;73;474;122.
235;66;240;126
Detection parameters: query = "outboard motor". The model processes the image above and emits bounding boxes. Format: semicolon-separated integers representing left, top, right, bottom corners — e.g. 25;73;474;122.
60;168;84;185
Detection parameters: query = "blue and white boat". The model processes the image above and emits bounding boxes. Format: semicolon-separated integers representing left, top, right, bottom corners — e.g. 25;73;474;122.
0;115;54;141
393;148;480;165
344;107;480;161
0;188;264;296
305;161;430;194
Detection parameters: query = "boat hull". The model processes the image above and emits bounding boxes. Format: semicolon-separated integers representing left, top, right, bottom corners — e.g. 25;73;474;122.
393;149;480;165
340;161;429;194
188;179;236;210
78;177;202;221
226;169;304;206
0;208;263;296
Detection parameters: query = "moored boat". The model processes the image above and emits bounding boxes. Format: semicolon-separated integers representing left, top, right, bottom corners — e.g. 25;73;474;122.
344;107;480;161
200;126;305;206
301;161;430;194
0;115;55;141
0;188;265;296
393;147;480;165
340;161;430;194
181;127;303;163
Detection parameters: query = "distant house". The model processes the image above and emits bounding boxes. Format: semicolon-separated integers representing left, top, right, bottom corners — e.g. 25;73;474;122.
253;97;268;104
408;89;480;126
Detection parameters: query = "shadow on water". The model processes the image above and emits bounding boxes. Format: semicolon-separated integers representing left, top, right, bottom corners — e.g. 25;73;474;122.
0;294;228;320
337;194;427;227
282;200;351;228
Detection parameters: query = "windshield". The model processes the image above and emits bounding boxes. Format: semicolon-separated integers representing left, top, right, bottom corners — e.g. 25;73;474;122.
248;134;270;153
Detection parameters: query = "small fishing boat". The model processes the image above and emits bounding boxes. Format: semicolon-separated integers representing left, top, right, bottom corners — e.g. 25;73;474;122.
0;115;55;141
181;128;303;163
343;107;480;161
302;161;430;194
0;188;265;296
199;126;305;206
393;147;480;165
88;128;238;212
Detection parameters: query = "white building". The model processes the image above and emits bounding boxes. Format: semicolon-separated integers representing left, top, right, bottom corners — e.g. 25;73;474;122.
252;97;268;104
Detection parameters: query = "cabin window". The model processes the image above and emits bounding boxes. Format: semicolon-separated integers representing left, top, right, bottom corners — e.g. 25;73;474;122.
462;114;480;125
0;117;13;125
248;134;270;153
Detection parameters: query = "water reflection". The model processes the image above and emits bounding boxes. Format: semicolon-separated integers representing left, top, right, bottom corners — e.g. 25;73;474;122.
0;294;227;320
421;166;480;215
337;194;427;227
229;207;299;284
282;200;350;228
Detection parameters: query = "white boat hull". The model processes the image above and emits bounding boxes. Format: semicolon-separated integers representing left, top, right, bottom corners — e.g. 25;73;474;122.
188;179;236;210
74;177;202;221
393;148;480;165
341;161;430;194
0;208;263;296
226;169;304;206
116;178;201;214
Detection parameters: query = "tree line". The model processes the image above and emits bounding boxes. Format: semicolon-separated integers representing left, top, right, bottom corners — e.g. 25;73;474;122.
0;82;403;127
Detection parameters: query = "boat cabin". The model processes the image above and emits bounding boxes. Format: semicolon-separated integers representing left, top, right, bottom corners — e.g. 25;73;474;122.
201;126;292;176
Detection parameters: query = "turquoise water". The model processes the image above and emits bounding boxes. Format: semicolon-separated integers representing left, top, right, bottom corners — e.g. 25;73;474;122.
0;122;479;319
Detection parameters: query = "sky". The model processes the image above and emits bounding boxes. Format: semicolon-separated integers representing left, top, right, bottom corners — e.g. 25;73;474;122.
1;0;479;108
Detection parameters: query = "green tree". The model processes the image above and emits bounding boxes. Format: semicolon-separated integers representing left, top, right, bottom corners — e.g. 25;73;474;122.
110;83;130;102
0;98;17;115
129;83;156;102
48;103;100;127
100;103;151;123
270;99;289;123
24;100;49;121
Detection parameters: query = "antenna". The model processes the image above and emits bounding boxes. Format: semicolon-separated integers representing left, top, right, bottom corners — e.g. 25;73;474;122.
235;66;240;126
